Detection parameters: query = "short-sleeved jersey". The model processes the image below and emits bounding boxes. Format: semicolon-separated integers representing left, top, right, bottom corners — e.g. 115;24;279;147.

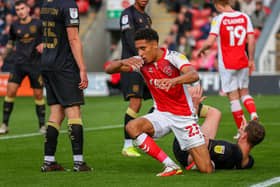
9;18;42;65
40;0;79;71
137;49;195;116
173;138;255;170
210;11;254;70
120;5;152;59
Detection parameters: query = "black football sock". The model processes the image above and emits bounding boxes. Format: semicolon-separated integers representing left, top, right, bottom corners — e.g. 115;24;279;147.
44;122;59;157
2;96;15;127
35;101;46;128
124;107;138;139
68;119;84;160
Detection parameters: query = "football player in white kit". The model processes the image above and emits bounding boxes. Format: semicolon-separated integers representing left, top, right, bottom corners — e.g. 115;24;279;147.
197;0;259;139
105;28;213;177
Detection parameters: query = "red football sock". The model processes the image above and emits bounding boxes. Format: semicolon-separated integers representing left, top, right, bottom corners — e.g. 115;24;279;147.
230;100;244;129
135;133;168;163
241;95;257;114
232;110;244;129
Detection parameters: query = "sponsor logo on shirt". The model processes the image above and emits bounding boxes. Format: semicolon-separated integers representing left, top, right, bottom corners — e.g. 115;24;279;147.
214;145;225;154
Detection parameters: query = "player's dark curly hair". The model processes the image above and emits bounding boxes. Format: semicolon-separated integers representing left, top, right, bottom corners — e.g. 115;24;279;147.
134;28;159;43
245;120;265;147
15;0;28;6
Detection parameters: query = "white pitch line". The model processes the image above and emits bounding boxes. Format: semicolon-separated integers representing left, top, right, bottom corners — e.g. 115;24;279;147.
0;124;123;140
0;122;278;141
250;177;280;187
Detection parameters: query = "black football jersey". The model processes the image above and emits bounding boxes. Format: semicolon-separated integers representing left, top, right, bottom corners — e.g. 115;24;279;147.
173;138;254;170
40;0;79;71
9;18;42;64
120;5;152;59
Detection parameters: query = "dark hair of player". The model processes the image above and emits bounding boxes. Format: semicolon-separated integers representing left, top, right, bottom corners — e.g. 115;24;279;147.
134;28;159;43
245;120;265;147
213;0;230;6
15;0;28;7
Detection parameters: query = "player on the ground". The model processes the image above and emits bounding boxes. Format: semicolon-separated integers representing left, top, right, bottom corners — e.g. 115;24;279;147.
120;0;153;157
197;0;259;139
173;85;265;170
0;0;45;135
173;118;265;170
105;28;213;176
40;0;91;172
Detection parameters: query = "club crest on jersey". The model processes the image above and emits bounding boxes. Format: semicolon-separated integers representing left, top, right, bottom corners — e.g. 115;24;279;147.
122;15;129;24
214;145;225;154
29;25;37;33
69;8;78;19
163;66;173;76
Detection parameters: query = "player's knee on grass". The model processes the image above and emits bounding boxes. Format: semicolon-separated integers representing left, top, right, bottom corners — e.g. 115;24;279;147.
189;145;213;173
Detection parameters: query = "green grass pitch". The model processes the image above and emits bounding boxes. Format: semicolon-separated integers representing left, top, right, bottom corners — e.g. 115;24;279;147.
0;95;279;187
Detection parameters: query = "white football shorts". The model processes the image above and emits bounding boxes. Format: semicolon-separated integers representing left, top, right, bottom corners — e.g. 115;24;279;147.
143;109;205;151
219;67;249;93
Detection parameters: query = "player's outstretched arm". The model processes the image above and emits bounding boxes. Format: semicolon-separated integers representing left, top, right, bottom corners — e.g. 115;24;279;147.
105;57;144;74
67;27;88;90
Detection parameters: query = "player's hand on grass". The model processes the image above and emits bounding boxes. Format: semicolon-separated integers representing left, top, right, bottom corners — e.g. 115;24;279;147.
248;60;255;76
156;78;175;91
122;56;144;71
79;70;88;89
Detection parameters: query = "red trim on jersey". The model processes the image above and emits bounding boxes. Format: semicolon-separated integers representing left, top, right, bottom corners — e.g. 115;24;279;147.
179;64;191;72
158;48;167;63
209;33;218;37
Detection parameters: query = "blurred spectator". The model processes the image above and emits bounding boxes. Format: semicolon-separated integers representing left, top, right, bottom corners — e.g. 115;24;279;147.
164;34;177;50
175;12;192;36
180;6;192;29
203;0;216;12
177;35;192;58
230;0;241;11
241;0;256;16
199;14;213;40
250;0;267;30
185;30;196;49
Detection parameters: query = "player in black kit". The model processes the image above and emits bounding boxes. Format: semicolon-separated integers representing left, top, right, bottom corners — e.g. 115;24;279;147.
0;0;45;135
40;0;91;172
120;0;153;157
173;119;265;170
